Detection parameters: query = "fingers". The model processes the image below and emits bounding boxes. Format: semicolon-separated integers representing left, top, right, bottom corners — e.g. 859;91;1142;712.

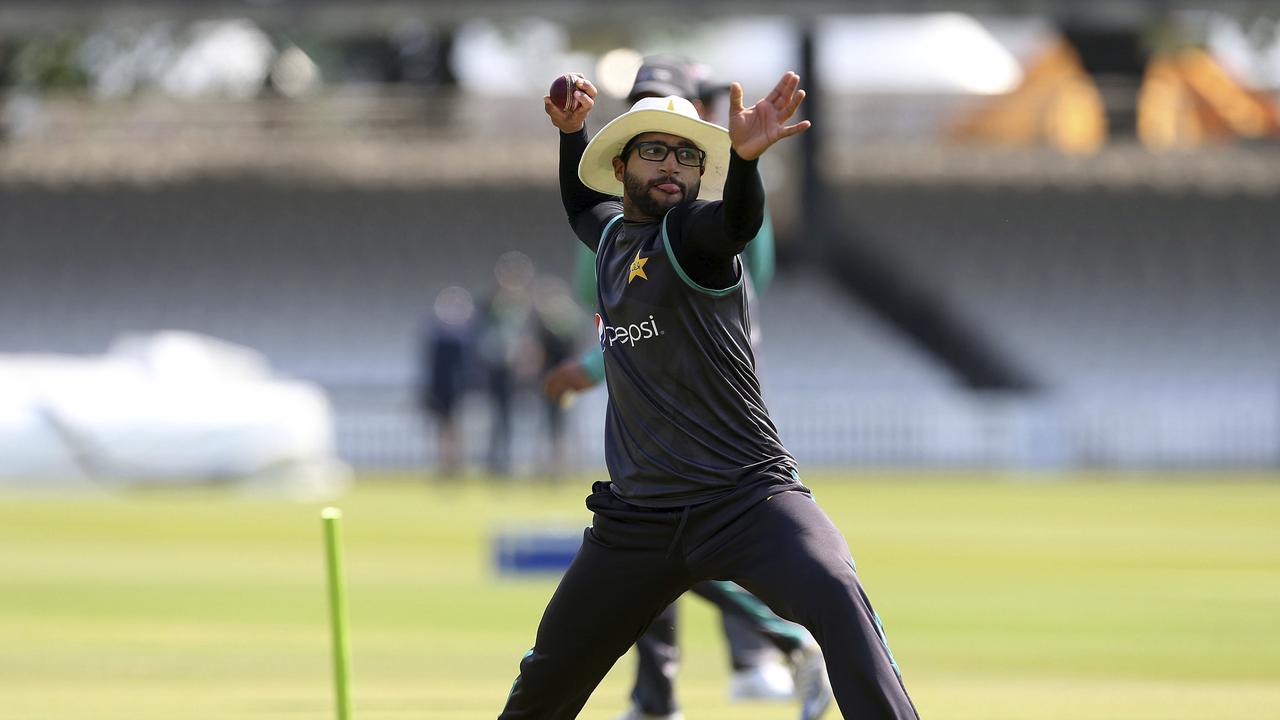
544;96;564;120
778;88;806;123
726;71;811;158
564;90;593;132
778;119;812;139
568;74;596;125
762;74;784;106
573;75;599;99
776;73;800;114
544;95;569;122
766;73;807;130
573;87;595;115
764;71;799;110
729;81;745;115
544;95;582;133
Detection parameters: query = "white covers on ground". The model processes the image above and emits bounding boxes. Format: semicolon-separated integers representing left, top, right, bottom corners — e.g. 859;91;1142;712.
0;331;349;497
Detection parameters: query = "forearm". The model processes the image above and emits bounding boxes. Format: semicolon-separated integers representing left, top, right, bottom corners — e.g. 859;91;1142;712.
720;149;765;244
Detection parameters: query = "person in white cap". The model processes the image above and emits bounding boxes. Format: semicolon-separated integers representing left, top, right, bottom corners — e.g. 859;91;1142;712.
497;72;919;720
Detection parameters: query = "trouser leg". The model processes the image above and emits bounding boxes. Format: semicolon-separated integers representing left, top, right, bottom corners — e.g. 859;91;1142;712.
692;580;812;667
629;601;680;715
487;369;512;475
499;488;691;719
692;491;919;720
720;608;776;670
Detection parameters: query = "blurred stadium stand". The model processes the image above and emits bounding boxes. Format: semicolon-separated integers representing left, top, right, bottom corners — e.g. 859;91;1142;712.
2;2;1279;475
3;168;1276;470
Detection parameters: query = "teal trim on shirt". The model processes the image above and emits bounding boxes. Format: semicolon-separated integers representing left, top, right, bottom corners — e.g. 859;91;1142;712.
571;210;766;387
599;214;625;246
577;207;772;304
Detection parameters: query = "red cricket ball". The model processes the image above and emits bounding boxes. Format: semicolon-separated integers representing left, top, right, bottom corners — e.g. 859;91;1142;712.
550;73;583;113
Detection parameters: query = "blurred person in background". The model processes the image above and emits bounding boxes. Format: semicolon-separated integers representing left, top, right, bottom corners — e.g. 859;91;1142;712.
476;250;543;477
419;286;476;477
539;57;830;720
530;275;585;480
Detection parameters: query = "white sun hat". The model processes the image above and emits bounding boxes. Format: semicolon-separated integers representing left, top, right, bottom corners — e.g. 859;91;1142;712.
578;95;731;198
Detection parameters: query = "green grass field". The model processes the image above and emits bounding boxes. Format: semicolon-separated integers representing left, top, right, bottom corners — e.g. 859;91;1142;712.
3;472;1278;720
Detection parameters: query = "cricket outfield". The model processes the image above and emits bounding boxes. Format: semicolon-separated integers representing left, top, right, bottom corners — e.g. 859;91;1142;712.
2;472;1277;719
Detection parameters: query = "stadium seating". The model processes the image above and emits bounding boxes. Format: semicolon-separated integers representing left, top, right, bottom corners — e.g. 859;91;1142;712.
2;173;1276;470
825;182;1280;465
834;184;1280;396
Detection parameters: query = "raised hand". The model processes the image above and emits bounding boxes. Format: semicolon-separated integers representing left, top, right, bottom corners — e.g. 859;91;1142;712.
728;71;811;160
544;75;598;134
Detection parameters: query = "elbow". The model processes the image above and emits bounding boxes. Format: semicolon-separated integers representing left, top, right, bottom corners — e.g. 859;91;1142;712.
725;214;764;244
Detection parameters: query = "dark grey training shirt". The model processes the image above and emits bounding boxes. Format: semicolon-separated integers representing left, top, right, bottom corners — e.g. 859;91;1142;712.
561;129;801;508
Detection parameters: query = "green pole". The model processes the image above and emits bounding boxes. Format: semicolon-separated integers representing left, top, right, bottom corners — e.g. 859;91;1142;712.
321;507;352;720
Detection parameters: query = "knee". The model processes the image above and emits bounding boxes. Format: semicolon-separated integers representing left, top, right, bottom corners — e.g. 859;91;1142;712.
787;559;864;629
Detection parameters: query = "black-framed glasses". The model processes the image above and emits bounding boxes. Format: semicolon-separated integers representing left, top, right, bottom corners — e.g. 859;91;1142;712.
630;141;706;168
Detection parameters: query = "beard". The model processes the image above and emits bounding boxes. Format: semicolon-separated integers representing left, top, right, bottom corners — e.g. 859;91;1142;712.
623;170;701;218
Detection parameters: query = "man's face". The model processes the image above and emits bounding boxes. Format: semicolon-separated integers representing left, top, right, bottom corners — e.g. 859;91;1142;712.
612;132;705;219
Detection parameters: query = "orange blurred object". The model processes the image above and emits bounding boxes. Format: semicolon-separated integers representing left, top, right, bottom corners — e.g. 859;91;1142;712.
950;39;1107;156
1138;48;1280;151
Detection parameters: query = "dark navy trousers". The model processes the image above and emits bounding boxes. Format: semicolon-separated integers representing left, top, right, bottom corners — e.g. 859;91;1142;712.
498;481;919;719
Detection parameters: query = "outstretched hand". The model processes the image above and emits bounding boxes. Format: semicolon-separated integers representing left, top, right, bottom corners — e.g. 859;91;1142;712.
544;76;598;134
728;71;811;160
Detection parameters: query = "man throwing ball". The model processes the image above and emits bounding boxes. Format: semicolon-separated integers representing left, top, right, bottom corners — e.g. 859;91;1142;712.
497;71;919;719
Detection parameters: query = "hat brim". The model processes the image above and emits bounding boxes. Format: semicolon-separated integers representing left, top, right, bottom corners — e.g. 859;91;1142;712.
579;109;730;200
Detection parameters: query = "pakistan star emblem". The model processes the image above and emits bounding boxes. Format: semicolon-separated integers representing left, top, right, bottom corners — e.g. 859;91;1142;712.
628;250;649;284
